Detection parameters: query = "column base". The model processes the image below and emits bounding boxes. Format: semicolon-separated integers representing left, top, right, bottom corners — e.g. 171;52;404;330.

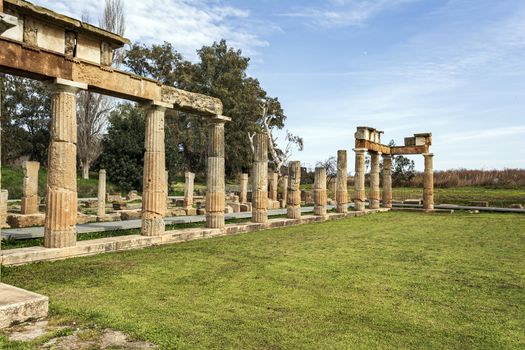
206;212;225;229
336;204;348;214
369;200;380;210
355;201;365;211
314;207;327;216
252;209;268;224
287;206;301;219
43;229;76;248
141;217;165;236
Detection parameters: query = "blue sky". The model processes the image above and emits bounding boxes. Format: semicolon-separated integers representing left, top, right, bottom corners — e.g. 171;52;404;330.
35;0;525;171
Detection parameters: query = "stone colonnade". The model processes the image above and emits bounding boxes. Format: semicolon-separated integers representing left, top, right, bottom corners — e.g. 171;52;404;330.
21;161;40;215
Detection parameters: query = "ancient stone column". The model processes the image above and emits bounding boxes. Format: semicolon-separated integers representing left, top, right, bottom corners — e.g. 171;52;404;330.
44;79;87;248
206;116;230;229
184;172;195;209
252;133;268;223
369;152;381;209
336;150;348;213
239;173;248;204
314;167;327;216
97;169;106;219
21;161;40;214
287;161;301;219
280;175;288;209
165;170;169;200
268;172;278;202
382;154;393;208
423;153;434;210
353;148;367;211
141;102;170;237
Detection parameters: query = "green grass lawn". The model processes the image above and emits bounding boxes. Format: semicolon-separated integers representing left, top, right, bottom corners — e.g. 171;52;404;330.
1;212;524;349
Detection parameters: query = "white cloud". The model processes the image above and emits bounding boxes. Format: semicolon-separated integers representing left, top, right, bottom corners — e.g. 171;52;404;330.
280;0;418;28
32;0;268;60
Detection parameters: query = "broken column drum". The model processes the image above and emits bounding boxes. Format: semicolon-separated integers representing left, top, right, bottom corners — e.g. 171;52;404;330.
423;153;434;210
336;150;348;213
268;172;278;201
382;154;392;208
287;161;301;219
44;80;86;248
354;148;367;211
21;161;40;214
369;152;381;209
141;103;168;236
97;169;106;218
314;167;327;216
206;117;229;229
184;172;195;209
252;133;268;224
239;173;248;204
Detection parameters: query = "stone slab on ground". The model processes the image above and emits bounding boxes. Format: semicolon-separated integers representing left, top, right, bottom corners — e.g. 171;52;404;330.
0;283;49;329
7;213;45;228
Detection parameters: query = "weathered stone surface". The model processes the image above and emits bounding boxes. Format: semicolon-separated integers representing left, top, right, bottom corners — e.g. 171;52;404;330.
185;208;197;216
239;203;251;212
369;152;381;209
239;173;248;203
141;104;167;236
21;161;40;215
354;148;367;211
314;167;327;216
423;153;434;210
112;201;128;210
336;150;348;213
161;86;223;116
126;190;140;201
227;202;241;213
119;210;142;220
44;80;84;248
287;161;301;219
7;213;45;228
97;169;106;219
0;189;8;228
184;171;195;209
0;283;49;329
107;194;121;202
268;172;278;201
280;176;288;209
382;155;392;208
252;133;268;223
206;118;228;228
77;213;96;224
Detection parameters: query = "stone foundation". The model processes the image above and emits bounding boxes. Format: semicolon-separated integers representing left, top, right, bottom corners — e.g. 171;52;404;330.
0;283;49;329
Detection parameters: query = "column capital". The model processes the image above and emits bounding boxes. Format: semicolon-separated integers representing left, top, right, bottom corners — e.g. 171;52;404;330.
141;100;173;112
423;153;434;158
353;148;368;153
382;153;392;159
209;115;232;124
49;78;88;94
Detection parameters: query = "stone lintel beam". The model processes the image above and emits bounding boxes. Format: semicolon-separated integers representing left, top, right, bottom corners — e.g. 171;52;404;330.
354;139;391;154
390;145;429;155
0;38;223;116
354;139;430;155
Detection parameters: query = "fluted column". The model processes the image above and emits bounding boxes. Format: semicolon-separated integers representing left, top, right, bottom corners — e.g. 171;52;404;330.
354;148;367;211
206;116;230;229
184;172;195;209
287;161;301;219
239;173;248;203
369;152;381;209
97;169;106;219
44;79;87;248
314;167;327;216
382;154;392;208
423;153;434;210
336;150;348;213
281;176;288;209
268;172;278;201
252;133;268;223
141;102;170;236
21;161;40;214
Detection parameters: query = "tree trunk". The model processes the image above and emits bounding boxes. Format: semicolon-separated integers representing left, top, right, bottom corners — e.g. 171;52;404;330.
82;161;90;179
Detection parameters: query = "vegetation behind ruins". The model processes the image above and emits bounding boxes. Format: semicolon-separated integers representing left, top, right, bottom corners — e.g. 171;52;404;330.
2;212;524;349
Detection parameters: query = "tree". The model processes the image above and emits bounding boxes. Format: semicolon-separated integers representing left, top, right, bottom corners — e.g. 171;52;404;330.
77;0;126;179
1;75;51;164
99;104;145;192
388;140;415;186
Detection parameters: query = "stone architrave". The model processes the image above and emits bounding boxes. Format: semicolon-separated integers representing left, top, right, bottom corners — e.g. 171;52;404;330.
97;169;106;219
239;173;248;204
206;116;230;229
21;161;40;215
336;150;348;213
252;133;268;223
280;175;288;209
141;102;170;237
44;79;87;248
369;152;381;209
423;153;434;210
314;167;327;216
184;172;195;209
287;161;301;219
353;148;367;211
268;172;278;201
382;154;392;208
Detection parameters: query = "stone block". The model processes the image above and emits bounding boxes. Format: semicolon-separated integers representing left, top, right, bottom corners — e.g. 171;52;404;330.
197;208;206;216
82;200;98;209
168;208;187;217
224;205;234;214
112;201;128;210
97;212;121;222
107;194;122;202
185;208;197;216
227;202;241;213
404;199;422;205
77;213;96;224
240;203;251;212
469;201;489;207
510;204;523;209
120;210;142;220
126;190;141;201
0;284;49;329
7;213;45;228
